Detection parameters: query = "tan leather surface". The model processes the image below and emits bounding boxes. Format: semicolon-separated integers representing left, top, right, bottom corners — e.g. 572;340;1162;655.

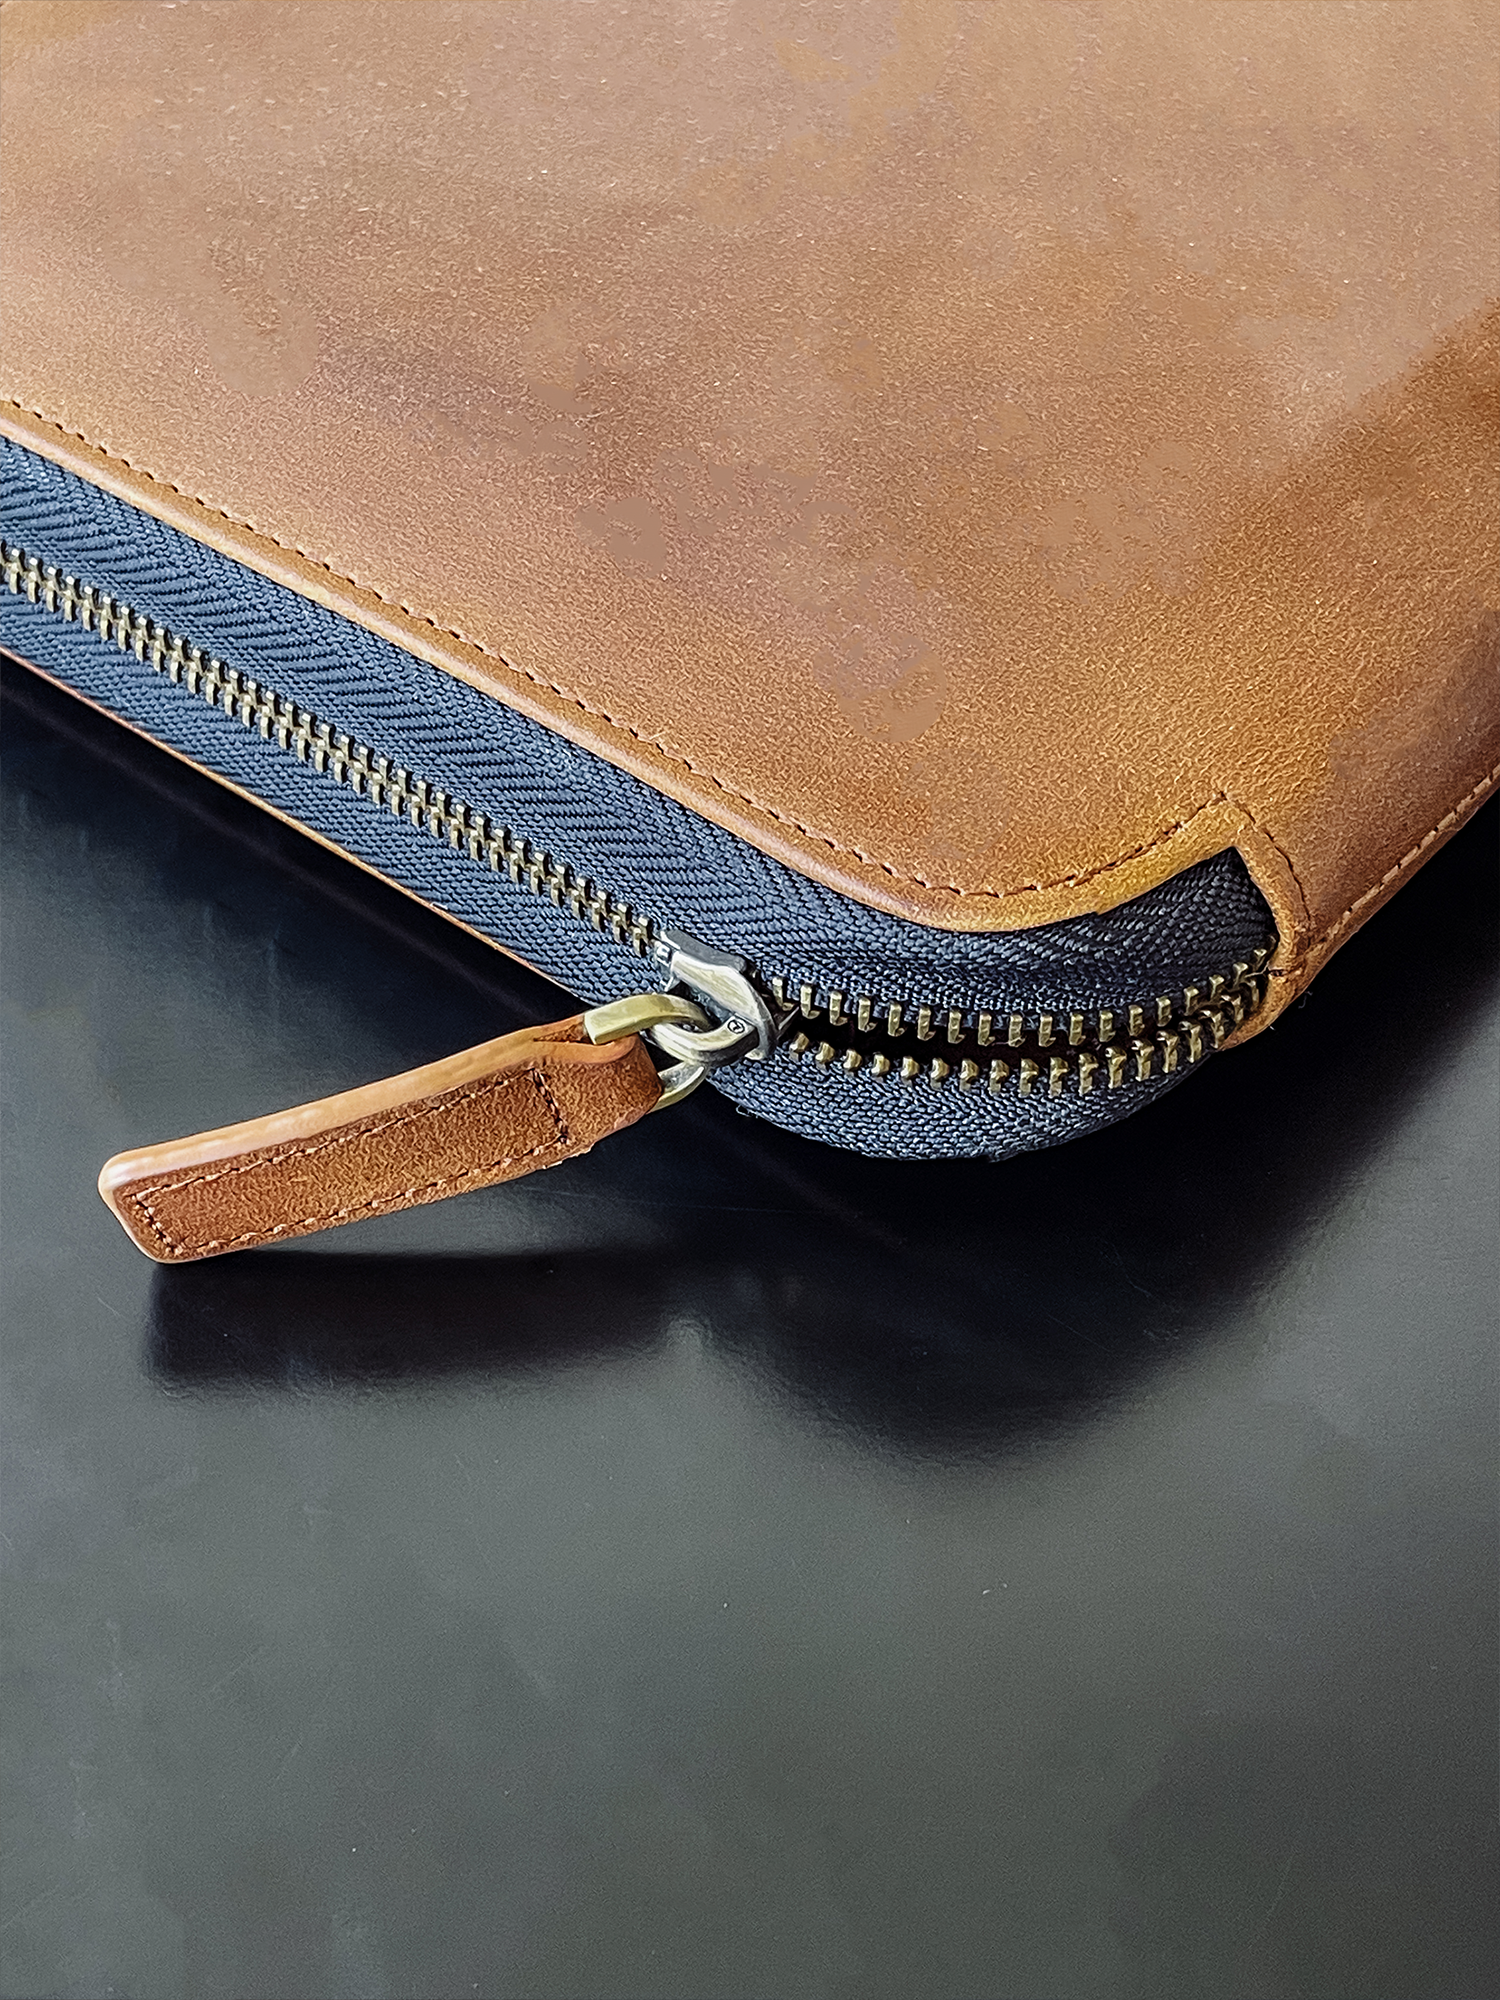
3;2;1497;1015
98;1018;662;1263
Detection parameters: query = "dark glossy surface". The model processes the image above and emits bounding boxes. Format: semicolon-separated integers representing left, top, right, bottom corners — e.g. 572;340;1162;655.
3;656;1497;2000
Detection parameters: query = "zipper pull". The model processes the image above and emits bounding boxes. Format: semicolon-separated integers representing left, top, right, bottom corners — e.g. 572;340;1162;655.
98;934;780;1264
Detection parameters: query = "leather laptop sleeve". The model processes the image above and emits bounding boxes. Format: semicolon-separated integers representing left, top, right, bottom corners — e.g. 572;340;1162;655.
2;0;1495;1257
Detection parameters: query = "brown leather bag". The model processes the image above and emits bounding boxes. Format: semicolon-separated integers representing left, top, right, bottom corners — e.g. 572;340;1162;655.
3;0;1495;1260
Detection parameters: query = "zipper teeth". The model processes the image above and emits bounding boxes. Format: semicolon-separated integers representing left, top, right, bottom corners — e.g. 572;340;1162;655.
1;541;659;958
768;956;1270;1096
3;538;1273;1097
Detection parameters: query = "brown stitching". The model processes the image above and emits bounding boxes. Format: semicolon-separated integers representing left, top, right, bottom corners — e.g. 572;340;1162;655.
1314;761;1500;952
126;1128;567;1256
17;397;1488;919
8;402;907;870
123;1066;572;1257
123;1080;568;1248
140;1066;558;1198
6;398;1241;902
1222;789;1315;940
1255;762;1500;990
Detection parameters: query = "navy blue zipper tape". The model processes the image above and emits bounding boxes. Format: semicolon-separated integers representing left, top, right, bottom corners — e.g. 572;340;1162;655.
1;436;1275;1158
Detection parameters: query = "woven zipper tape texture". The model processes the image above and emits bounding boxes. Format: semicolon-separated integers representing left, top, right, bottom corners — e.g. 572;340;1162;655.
2;439;1275;1158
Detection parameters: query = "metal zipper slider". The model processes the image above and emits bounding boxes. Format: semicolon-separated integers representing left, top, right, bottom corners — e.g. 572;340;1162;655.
586;930;784;1106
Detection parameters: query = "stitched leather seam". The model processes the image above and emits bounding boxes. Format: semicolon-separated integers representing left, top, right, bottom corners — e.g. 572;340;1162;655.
3;400;1251;902
1222;790;1315;940
138;1066;560;1197
1255;762;1500;994
14;401;1487;922
1309;760;1500;961
123;1067;570;1256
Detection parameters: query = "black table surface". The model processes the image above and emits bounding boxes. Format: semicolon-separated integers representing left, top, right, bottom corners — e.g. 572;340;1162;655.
3;655;1496;2000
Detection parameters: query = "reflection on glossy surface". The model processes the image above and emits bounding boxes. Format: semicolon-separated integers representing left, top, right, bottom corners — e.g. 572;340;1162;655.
4;656;1497;2000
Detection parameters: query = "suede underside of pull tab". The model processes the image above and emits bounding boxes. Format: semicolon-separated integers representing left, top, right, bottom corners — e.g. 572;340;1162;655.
98;1016;661;1263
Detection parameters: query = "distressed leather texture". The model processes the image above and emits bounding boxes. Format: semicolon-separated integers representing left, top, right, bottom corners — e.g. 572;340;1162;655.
2;1;1496;1022
98;1018;662;1264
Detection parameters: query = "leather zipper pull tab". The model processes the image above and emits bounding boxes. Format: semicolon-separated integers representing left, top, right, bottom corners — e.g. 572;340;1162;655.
97;998;707;1265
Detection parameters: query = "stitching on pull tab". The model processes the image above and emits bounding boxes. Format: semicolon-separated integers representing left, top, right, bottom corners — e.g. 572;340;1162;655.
123;1067;571;1257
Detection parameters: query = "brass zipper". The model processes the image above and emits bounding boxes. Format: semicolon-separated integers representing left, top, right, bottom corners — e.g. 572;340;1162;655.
0;540;658;957
767;954;1271;1097
2;537;1271;1102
